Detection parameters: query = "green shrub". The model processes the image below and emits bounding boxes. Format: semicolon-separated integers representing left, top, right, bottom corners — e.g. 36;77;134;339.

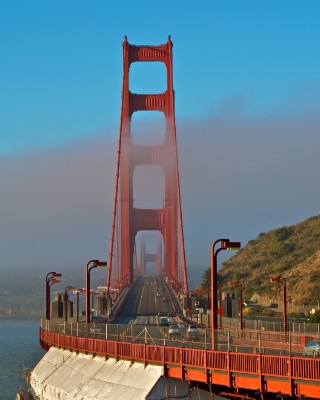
309;311;320;323
271;227;293;242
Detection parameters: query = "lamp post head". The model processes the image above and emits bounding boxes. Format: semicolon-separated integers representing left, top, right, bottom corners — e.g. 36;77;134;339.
65;285;77;293
90;290;100;295
224;241;241;250
74;288;86;294
87;260;107;272
46;271;62;280
49;279;60;285
217;240;241;251
95;261;107;268
89;260;107;267
229;281;240;287
270;276;283;282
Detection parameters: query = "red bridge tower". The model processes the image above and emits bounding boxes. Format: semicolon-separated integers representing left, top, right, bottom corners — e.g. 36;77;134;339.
107;37;188;293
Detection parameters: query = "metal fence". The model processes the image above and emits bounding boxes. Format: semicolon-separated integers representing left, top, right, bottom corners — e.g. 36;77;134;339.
41;318;319;356
199;313;320;334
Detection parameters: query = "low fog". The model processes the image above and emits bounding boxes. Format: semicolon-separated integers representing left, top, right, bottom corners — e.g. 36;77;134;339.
1;111;319;289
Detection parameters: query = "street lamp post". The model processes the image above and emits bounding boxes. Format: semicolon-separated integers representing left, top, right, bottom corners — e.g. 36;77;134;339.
91;291;100;319
48;279;61;319
229;281;243;331
45;272;62;320
202;288;210;326
86;260;107;323
218;288;223;328
75;288;86;323
211;239;241;350
64;285;76;322
270;276;287;333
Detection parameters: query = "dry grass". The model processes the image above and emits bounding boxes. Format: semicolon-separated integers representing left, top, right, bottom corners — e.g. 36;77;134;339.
218;215;320;304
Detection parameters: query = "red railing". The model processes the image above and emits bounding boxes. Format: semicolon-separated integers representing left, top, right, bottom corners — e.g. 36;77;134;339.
40;328;320;398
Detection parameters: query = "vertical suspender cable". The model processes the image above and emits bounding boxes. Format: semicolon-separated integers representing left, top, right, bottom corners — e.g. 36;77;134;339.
168;37;188;293
107;101;124;294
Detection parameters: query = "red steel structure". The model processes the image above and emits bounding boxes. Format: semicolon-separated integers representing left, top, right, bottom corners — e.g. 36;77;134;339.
107;37;188;293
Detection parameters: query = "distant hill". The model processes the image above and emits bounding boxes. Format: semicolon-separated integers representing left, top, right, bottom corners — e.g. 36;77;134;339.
218;215;320;305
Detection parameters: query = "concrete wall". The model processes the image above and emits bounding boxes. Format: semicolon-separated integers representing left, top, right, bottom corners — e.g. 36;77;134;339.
30;347;214;400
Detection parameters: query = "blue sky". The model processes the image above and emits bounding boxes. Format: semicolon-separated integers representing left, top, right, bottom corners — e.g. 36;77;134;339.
2;1;320;153
1;1;320;288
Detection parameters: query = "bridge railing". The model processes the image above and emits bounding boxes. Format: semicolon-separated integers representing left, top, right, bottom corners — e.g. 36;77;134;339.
40;319;315;356
39;324;320;399
219;315;320;334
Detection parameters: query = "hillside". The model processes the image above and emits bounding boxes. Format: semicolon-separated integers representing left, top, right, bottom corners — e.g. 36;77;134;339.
218;215;320;305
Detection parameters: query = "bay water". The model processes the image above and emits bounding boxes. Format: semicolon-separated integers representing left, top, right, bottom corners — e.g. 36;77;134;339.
0;319;44;400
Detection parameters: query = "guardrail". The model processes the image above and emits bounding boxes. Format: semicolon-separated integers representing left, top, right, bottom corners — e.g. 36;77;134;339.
40;319;317;355
39;322;320;399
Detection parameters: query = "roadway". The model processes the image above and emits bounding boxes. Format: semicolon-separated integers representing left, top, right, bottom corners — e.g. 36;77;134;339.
108;276;308;356
110;276;192;346
114;276;178;325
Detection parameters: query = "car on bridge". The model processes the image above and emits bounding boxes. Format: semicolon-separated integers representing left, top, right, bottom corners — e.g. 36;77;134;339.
168;324;180;337
167;312;176;317
186;325;199;341
303;340;320;357
90;327;102;334
160;316;170;326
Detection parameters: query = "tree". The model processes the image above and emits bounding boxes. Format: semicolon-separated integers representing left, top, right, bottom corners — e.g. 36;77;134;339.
201;268;210;290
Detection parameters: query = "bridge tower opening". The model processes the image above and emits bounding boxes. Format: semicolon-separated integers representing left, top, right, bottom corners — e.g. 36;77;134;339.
139;231;163;277
107;37;188;293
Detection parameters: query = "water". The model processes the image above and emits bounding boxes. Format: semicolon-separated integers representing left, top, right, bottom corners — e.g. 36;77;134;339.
0;319;44;400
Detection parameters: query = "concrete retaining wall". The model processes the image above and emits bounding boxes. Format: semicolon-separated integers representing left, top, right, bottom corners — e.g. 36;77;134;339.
30;347;213;399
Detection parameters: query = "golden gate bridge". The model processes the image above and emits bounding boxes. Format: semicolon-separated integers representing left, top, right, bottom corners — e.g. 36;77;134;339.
38;37;320;400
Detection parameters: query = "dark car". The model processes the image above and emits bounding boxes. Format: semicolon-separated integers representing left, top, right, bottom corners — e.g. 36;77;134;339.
160;316;170;326
167;312;177;317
